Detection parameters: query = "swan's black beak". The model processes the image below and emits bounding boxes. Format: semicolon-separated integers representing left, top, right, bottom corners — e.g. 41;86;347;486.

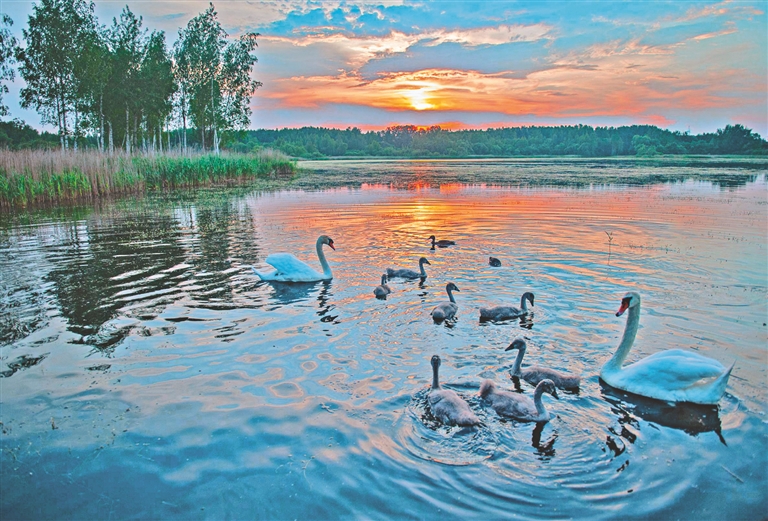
552;389;560;400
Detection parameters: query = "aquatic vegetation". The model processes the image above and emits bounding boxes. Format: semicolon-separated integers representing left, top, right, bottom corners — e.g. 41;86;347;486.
0;149;296;209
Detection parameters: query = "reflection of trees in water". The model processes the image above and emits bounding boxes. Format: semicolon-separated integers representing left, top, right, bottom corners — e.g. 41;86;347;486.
45;211;188;351
35;199;261;354
297;159;763;191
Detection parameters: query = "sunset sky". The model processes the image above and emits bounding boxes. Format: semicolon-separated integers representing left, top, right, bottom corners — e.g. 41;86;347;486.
2;0;766;135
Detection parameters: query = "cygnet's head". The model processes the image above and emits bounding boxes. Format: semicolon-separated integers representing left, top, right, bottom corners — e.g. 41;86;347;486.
505;338;527;352
539;379;559;399
446;282;460;293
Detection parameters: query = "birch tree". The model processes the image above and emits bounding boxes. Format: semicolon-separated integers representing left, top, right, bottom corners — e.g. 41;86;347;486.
175;3;261;153
0;15;17;117
16;0;98;149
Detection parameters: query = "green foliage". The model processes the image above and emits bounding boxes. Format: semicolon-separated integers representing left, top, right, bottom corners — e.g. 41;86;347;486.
16;0;99;147
174;3;261;152
0;14;17;116
0;151;295;209
0;119;59;149
240;124;768;159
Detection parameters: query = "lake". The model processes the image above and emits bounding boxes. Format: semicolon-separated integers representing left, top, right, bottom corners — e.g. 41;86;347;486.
1;158;766;520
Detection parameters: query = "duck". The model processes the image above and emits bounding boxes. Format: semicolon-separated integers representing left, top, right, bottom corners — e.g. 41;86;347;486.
431;282;460;322
373;274;391;298
428;355;480;427
387;257;430;279
480;378;559;423
252;235;335;282
505;338;580;389
489;257;502;267
600;291;734;404
429;235;456;248
479;291;534;322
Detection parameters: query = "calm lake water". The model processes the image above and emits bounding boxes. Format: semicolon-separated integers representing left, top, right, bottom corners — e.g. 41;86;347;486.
1;158;766;520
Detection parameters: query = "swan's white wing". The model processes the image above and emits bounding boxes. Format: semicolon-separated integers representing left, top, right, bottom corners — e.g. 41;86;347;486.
617;351;727;390
643;349;726;371
263;253;323;282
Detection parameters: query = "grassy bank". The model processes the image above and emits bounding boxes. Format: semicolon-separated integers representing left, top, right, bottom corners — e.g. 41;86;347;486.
0;149;296;209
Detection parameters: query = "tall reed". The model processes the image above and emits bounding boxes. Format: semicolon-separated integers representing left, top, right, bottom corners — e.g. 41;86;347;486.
0;149;295;209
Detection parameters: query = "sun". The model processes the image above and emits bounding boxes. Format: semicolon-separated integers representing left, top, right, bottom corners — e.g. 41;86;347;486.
406;90;434;111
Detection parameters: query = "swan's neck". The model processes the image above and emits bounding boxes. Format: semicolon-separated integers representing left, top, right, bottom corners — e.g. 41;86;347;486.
447;287;456;303
606;303;640;372
431;364;441;390
419;261;427;277
520;295;529;311
510;347;525;375
533;386;548;417
316;238;332;277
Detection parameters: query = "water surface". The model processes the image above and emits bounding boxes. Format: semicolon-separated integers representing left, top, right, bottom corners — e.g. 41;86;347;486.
1;159;766;520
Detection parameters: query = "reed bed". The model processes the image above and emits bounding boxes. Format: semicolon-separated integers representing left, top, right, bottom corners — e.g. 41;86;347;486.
0;148;296;209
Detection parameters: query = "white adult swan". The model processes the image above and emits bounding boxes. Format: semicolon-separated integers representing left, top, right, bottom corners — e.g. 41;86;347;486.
373;274;391;298
432;283;460;322
480;378;558;423
479;291;534;322
428;355;480;427
252;235;335;282
505;338;581;390
600;291;734;404
387;257;430;279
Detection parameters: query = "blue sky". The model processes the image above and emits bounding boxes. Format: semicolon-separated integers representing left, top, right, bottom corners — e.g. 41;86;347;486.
1;0;766;135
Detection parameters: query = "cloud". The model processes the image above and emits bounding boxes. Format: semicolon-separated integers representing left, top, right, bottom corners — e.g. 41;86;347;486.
679;0;764;23
424;24;553;46
259;21;553;72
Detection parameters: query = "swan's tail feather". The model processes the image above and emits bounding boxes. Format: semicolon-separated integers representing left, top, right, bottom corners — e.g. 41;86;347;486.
711;361;735;401
251;266;269;281
479;379;496;399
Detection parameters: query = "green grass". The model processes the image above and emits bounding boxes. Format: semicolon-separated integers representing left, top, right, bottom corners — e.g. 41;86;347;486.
0;150;296;209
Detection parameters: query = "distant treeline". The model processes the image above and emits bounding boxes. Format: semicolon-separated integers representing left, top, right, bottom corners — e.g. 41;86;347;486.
233;123;767;158
1;120;765;159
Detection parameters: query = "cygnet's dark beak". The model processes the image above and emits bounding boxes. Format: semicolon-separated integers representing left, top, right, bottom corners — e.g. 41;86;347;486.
552;389;560;400
504;343;516;352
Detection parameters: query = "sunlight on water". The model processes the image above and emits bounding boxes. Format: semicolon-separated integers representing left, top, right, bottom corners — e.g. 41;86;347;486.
0;162;766;520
